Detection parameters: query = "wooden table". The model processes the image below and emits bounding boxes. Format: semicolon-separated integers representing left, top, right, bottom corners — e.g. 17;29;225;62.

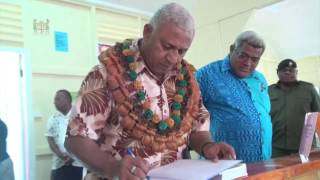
240;151;320;180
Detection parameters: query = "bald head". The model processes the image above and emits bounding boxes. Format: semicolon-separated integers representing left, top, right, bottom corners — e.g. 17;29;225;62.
54;89;72;115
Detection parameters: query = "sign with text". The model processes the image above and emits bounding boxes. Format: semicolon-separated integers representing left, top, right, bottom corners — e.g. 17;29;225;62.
54;31;69;52
299;112;319;163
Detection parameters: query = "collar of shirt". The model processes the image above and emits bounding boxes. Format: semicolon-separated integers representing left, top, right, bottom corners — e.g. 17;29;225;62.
274;80;300;88
220;55;232;72
54;109;71;119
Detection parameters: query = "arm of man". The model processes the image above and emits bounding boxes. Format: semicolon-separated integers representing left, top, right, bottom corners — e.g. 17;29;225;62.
65;136;150;179
47;136;70;162
65;136;119;177
66;61;150;179
189;131;236;162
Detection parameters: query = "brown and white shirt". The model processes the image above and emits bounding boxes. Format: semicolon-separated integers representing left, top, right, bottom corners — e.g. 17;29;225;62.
67;40;209;179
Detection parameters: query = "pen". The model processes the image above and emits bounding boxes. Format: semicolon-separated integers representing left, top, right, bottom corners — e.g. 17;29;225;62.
127;148;150;180
114;148;137;180
127;147;135;157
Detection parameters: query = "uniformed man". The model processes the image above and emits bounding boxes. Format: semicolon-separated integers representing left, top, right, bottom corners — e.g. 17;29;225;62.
269;59;320;157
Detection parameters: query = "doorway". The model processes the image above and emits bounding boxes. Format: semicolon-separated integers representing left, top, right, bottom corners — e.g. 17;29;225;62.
0;49;34;180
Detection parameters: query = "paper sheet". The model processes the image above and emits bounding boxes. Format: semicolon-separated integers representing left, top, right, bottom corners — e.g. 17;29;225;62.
147;159;242;180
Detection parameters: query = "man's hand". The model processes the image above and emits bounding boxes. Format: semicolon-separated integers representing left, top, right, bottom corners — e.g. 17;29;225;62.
63;156;74;166
117;155;151;180
189;131;236;162
60;153;74;165
202;142;236;162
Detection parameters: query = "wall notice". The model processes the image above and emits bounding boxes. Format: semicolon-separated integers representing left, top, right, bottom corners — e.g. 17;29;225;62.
54;31;69;52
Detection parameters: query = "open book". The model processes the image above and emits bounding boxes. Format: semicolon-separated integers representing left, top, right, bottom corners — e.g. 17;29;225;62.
218;163;247;180
147;159;247;180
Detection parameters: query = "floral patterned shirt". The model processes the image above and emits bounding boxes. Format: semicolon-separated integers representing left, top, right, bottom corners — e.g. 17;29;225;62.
67;39;209;179
45;111;82;169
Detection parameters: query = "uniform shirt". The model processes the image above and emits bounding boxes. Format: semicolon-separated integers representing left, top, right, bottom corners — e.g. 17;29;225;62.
67;39;209;179
269;81;320;150
45;110;82;169
196;56;272;162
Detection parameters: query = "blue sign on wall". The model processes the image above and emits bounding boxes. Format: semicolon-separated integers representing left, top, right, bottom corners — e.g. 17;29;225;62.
54;31;69;52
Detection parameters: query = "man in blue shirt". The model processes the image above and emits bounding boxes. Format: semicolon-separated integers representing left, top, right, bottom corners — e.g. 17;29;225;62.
196;31;272;163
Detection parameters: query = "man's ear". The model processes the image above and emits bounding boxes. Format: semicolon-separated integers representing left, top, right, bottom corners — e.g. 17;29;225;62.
143;24;153;39
229;44;235;53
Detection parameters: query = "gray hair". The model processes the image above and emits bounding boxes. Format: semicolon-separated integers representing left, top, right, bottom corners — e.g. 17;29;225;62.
234;31;266;52
149;3;195;36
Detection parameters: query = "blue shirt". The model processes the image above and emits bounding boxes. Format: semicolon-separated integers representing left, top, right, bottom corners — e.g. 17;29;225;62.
196;56;272;163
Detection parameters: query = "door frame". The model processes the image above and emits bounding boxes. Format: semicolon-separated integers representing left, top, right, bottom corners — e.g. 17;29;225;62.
0;48;34;180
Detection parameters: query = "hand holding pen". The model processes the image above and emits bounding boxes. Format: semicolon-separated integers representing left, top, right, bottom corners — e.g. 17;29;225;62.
117;147;150;180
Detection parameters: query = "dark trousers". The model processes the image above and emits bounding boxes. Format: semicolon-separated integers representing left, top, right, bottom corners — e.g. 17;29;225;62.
51;165;83;180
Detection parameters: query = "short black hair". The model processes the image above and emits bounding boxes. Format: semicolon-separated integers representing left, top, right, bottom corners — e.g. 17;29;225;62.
56;89;72;103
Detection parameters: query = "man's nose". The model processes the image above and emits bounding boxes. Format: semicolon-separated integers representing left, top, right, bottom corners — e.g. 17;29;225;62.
243;58;252;67
167;50;180;64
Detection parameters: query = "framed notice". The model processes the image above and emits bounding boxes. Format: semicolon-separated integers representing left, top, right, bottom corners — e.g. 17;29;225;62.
299;112;319;163
54;31;69;52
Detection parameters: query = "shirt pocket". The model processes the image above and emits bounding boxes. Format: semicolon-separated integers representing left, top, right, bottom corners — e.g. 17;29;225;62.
270;93;281;102
270;94;284;115
296;96;312;112
211;83;233;103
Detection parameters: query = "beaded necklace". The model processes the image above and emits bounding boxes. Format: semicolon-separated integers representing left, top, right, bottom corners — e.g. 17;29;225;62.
101;40;201;152
122;44;189;134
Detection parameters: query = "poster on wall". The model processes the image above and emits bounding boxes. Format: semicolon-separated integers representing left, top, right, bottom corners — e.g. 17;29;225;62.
55;31;69;52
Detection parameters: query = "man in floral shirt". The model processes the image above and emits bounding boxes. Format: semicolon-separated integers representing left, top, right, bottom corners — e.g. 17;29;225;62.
65;3;236;180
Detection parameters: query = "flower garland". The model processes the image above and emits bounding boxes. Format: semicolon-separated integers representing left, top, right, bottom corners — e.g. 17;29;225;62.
100;40;201;152
122;45;189;134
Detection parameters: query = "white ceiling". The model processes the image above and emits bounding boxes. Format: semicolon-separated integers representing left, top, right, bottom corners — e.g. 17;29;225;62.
245;0;320;60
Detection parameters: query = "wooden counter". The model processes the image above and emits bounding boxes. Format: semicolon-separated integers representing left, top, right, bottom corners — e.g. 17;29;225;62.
240;151;320;180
